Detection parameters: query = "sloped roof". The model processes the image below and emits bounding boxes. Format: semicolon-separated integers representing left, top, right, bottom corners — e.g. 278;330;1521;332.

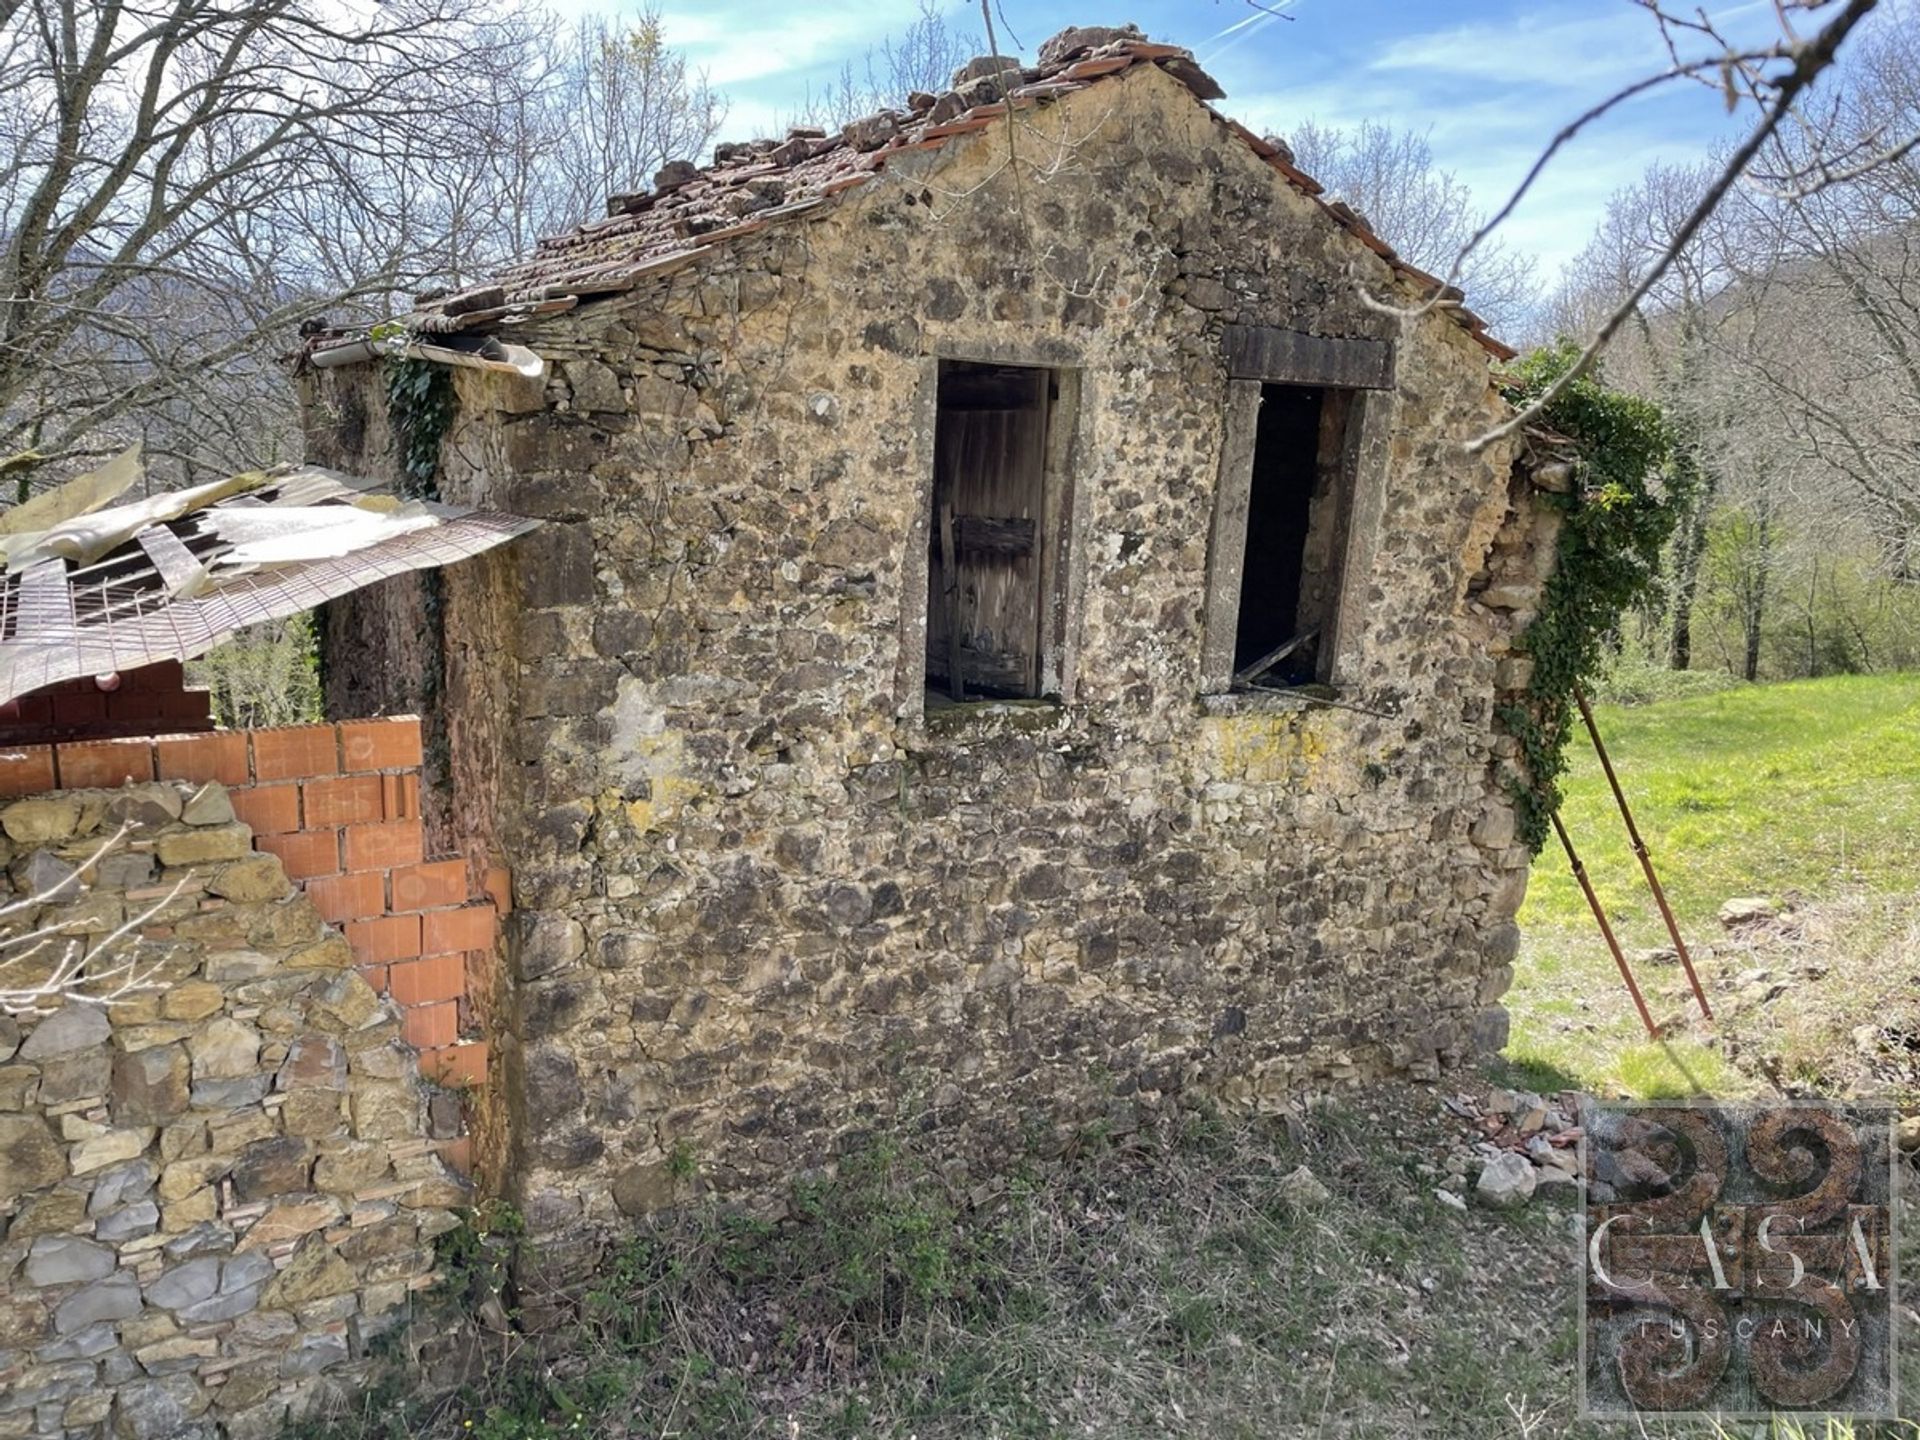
0;456;537;705
341;25;1511;363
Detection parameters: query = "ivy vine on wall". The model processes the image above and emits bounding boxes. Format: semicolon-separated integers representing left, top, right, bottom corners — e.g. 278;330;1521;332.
382;354;457;776
384;355;456;499
1497;341;1696;853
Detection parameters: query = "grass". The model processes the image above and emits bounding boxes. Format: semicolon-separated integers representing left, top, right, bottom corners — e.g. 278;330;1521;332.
295;1094;1920;1440
1509;672;1920;1100
298;1096;1607;1440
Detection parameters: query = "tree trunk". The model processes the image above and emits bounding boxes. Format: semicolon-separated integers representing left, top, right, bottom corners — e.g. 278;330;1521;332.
1666;468;1712;675
1804;554;1820;678
1743;514;1771;683
1667;470;1716;671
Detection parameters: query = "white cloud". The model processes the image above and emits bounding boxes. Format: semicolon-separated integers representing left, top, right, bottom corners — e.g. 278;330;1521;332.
1227;77;1727;280
1370;9;1669;90
1215;0;1785;282
1370;0;1777;90
658;7;905;86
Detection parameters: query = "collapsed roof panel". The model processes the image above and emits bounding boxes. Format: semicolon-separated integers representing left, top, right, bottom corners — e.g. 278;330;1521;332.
0;451;539;706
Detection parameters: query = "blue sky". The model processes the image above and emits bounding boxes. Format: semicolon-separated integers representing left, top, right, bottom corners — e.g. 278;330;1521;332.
590;0;1873;281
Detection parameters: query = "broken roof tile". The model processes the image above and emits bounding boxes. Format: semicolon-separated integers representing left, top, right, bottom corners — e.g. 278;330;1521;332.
1009;79;1086;100
1058;54;1136;80
696;217;770;246
1266;154;1326;197
1157;55;1224;100
920;114;1001;140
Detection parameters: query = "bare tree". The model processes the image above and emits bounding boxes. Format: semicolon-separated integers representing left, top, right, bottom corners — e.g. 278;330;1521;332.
1550;9;1920;681
1708;16;1920;580
0;0;733;499
1286;120;1538;337
1549;159;1745;668
0;0;556;492
385;6;725;287
1408;0;1899;452
784;0;981;131
545;9;725;225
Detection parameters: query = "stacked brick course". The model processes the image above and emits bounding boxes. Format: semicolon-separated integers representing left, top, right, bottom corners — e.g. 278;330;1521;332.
0;719;500;1153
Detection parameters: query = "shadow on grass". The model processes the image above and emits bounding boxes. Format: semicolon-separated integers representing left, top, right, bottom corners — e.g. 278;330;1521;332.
1483;1051;1586;1098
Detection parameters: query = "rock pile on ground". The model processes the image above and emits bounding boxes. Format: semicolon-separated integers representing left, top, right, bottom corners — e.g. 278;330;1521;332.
1431;1077;1917;1220
1428;1085;1586;1211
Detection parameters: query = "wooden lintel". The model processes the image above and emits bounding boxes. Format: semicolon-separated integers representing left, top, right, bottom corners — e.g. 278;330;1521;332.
1224;326;1394;390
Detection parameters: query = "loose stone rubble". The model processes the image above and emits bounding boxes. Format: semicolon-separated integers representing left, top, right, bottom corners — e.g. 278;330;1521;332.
1434;1084;1587;1210
1718;896;1782;928
1473;1151;1536;1210
0;783;462;1440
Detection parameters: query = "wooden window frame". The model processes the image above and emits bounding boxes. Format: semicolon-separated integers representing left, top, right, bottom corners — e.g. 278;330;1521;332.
897;351;1084;719
1199;328;1398;696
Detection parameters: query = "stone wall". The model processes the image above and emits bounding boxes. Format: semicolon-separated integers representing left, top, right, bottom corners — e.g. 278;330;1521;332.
0;720;501;1180
305;64;1559;1244
0;782;465;1440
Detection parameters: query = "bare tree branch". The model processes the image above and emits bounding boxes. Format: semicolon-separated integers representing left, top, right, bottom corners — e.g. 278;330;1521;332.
1468;0;1882;453
0;823;190;1015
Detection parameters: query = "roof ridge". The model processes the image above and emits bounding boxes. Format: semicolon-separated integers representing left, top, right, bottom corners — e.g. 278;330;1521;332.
316;25;1510;363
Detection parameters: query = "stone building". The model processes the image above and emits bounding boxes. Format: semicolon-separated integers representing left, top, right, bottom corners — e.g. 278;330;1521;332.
300;24;1561;1244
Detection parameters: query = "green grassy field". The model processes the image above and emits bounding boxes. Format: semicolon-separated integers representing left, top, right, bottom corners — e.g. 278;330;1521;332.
306;1099;1604;1440
1508;673;1920;1099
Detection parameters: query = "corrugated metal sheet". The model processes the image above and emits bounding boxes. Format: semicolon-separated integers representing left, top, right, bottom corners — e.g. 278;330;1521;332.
0;460;538;705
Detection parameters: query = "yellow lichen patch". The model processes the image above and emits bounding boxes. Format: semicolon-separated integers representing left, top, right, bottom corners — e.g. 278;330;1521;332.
1203;711;1331;783
610;677;708;834
622;760;705;836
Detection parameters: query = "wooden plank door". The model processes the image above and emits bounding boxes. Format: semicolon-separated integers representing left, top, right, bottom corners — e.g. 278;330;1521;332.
926;365;1050;698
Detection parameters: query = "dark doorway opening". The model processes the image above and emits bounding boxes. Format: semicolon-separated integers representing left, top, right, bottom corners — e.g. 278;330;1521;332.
926;360;1055;701
1232;383;1354;686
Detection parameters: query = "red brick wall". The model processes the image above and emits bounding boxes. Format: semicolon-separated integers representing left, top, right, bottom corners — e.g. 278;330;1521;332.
0;716;503;1174
0;659;213;745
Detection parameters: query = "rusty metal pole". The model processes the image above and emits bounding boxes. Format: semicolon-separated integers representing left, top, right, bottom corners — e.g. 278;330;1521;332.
1574;687;1714;1022
1552;810;1661;1039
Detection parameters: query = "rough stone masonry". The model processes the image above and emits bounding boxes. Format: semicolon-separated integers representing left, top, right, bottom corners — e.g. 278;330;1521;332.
302;30;1562;1266
0;784;462;1439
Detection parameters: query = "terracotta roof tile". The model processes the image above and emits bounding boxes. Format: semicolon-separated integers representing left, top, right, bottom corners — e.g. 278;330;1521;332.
1266;156;1325;197
1058;54;1137;80
1008;80;1086;100
920;114;1000;139
348;26;1511;362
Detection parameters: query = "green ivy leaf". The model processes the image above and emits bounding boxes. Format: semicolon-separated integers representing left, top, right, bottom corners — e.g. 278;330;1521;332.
1496;340;1685;853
